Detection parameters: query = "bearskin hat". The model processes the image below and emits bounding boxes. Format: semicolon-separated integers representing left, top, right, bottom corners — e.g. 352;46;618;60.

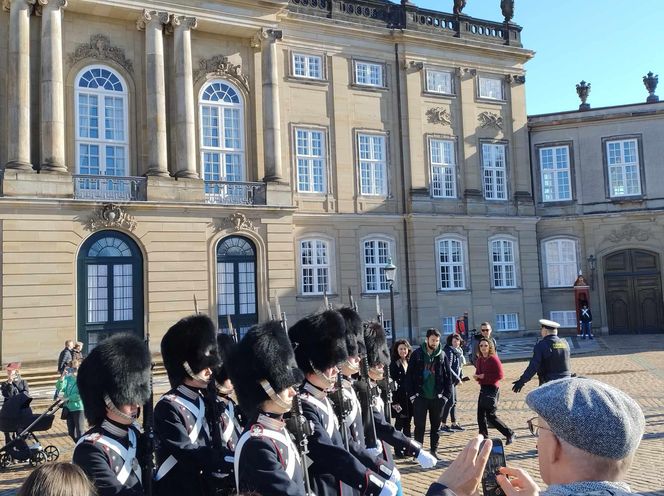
337;307;365;358
77;333;151;427
288;310;348;374
161;314;220;388
364;321;390;367
214;333;236;385
227;321;303;418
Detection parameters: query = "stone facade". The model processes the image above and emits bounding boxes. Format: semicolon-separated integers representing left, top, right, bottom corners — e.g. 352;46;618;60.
0;0;539;362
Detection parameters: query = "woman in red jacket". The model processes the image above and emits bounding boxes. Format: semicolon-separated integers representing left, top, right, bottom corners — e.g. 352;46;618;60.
473;337;515;444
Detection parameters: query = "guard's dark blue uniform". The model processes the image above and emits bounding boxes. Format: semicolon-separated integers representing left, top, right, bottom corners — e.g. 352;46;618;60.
73;419;144;496
517;334;571;385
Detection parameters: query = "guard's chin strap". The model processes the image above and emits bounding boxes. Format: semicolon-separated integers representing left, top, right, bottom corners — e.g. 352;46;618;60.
104;394;140;427
259;380;292;411
183;361;210;385
343;359;360;374
310;361;336;390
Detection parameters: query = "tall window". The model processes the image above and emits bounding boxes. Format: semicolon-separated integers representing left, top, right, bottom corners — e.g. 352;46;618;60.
199;81;244;186
478;76;504;100
495;313;518;331
292;53;323;80
491;239;516;288
363;239;392;293
438;238;465;290
544;239;577;287
430;139;456;198
295;128;326;193
606;138;641;197
354;61;385;88
300;239;330;295
442;316;456;334
550;311;576;327
426;69;453;94
540;146;572;202
75;66;128;178
482;143;507;200
358;134;387;196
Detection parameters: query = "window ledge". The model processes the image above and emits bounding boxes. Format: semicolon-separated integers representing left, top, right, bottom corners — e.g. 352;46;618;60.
436;289;470;294
350;84;389;93
423;91;456;99
539;200;576;206
296;293;340;302
609;196;645;203
360;292;400;298
476;97;507;104
286;76;329;86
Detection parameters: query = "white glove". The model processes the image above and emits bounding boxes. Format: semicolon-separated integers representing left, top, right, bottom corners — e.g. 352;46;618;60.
388;466;401;484
366;444;383;458
416;449;438;469
378;480;398;496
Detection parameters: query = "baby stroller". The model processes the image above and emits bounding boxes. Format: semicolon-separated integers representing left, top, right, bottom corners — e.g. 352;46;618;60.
0;393;62;468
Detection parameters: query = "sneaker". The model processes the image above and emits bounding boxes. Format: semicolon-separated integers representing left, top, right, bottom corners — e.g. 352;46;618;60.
506;433;516;445
450;423;465;431
439;425;453;433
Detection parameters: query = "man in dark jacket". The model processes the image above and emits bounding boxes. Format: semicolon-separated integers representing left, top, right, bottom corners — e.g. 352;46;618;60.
405;328;452;459
54;340;74;399
469;322;497;365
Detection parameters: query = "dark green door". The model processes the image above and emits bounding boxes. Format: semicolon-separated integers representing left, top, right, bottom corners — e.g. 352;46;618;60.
77;231;144;349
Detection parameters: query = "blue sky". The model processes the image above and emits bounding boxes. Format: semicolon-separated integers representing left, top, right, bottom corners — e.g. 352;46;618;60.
414;1;664;115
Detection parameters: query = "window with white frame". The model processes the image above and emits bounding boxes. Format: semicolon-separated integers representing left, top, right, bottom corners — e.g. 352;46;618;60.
438;238;465;290
354;61;385;88
478;76;504;100
482;143;507;200
295;128;326;193
426;69;453;94
491;239;516;288
442;316;456;334
540;146;572;202
358;134;387;196
544;239;577;287
363;238;392;293
550;311;576;327
300;239;330;295
75;66;129;179
292;53;323;80
495;313;518;331
606;138;641;197
430;139;457;198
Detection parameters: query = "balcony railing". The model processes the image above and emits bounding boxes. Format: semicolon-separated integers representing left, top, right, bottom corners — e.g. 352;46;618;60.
204;181;266;206
73;175;147;201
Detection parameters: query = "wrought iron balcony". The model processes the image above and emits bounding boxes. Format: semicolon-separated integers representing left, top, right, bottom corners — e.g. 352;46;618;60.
204;181;267;206
73;175;147;201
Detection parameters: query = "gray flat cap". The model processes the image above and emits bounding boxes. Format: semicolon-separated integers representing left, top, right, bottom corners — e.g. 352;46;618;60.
526;377;645;460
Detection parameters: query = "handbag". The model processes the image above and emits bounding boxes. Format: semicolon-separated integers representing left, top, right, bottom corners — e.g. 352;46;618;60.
478;389;498;410
60;406;70;420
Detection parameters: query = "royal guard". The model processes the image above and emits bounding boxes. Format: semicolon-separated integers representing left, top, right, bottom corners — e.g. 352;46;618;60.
73;333;151;496
213;333;244;454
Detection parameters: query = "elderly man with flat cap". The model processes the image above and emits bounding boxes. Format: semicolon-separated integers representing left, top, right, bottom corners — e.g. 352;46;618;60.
512;319;571;393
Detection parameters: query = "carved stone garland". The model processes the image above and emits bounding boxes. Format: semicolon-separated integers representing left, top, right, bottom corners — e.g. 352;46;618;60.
605;224;650;243
426;107;452;126
478;111;503;130
68;34;133;73
195;55;249;92
85;204;137;232
213;212;258;233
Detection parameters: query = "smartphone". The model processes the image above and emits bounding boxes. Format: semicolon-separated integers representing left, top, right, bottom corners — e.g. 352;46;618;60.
481;438;506;496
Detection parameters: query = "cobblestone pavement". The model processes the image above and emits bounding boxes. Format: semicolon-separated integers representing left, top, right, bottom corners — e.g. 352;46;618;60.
0;334;662;495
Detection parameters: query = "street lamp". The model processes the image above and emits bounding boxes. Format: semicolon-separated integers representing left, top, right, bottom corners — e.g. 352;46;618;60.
587;254;597;290
384;258;397;344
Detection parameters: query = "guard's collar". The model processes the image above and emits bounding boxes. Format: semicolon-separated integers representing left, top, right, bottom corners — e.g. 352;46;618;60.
303;380;327;400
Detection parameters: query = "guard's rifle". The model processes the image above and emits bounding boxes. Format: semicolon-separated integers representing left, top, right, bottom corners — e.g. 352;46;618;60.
374;297;395;421
358;351;379;450
142;316;156;496
348;287;358;312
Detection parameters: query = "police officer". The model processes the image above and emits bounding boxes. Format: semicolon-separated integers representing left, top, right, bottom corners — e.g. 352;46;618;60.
227;320;307;495
73;333;151;496
512;319;572;393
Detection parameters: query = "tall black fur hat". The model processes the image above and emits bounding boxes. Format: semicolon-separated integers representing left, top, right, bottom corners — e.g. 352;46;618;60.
77;333;151;427
214;333;236;385
161;314;220;388
337;307;365;357
227;321;303;417
364;321;390;367
288;310;348;374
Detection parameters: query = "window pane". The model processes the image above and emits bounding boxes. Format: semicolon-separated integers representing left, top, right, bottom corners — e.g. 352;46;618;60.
426;70;452;94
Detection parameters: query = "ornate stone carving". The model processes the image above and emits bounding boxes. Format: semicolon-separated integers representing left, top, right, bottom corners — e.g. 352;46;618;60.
136;9;169;31
606;224;651;243
576;80;591;111
214;212;258;233
506;74;525;85
478;111;503;130
426;107;452;126
501;0;514;23
455;67;477;78
68;34;133;73
453;0;466;15
34;0;67;16
194;55;249;90
3;0;37;12
403;60;423;72
169;14;198;30
251;28;282;49
85;204;137;232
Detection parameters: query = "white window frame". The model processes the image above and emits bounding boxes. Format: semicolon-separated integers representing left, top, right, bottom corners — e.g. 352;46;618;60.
354;60;385;88
299;238;331;295
292;53;324;80
437;237;466;290
606;138;641;197
442;316;456;334
482;143;507;200
478;76;504;100
425;69;453;95
490;238;517;289
294;127;326;193
362;237;394;293
495;313;519;331
539;145;572;202
544;239;578;288
357;133;388;196
429;138;457;198
550;311;576;328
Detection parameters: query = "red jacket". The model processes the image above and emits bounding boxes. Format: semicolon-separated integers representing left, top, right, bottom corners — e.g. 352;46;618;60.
475;355;504;387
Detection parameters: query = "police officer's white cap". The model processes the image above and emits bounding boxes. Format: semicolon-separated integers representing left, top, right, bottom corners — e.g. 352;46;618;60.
538;319;560;330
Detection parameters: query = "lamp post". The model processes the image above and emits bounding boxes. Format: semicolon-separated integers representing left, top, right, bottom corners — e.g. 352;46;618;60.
587;254;597;290
384;258;397;344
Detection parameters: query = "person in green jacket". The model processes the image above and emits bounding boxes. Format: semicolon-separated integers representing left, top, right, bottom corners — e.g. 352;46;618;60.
56;359;85;441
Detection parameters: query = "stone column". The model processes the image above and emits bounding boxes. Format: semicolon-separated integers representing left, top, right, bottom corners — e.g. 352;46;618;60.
137;10;169;176
39;0;67;173
5;0;35;170
259;28;283;181
171;15;198;179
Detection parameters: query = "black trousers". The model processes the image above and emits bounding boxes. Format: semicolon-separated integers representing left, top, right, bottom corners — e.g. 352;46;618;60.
441;385;457;424
477;386;512;439
394;410;412;439
413;396;445;451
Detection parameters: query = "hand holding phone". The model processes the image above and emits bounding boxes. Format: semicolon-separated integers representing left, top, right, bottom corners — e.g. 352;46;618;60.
482;438;507;496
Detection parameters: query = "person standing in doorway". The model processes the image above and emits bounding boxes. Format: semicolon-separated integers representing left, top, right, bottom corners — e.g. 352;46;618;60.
579;303;594;339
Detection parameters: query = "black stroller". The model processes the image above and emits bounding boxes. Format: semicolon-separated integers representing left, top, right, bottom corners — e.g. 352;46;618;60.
0;393;62;468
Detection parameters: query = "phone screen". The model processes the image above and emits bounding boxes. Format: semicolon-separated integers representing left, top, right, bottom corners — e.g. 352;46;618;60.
482;439;507;496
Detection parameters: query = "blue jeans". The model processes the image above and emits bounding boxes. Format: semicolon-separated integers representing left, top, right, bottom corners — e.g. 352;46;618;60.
581;321;592;337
